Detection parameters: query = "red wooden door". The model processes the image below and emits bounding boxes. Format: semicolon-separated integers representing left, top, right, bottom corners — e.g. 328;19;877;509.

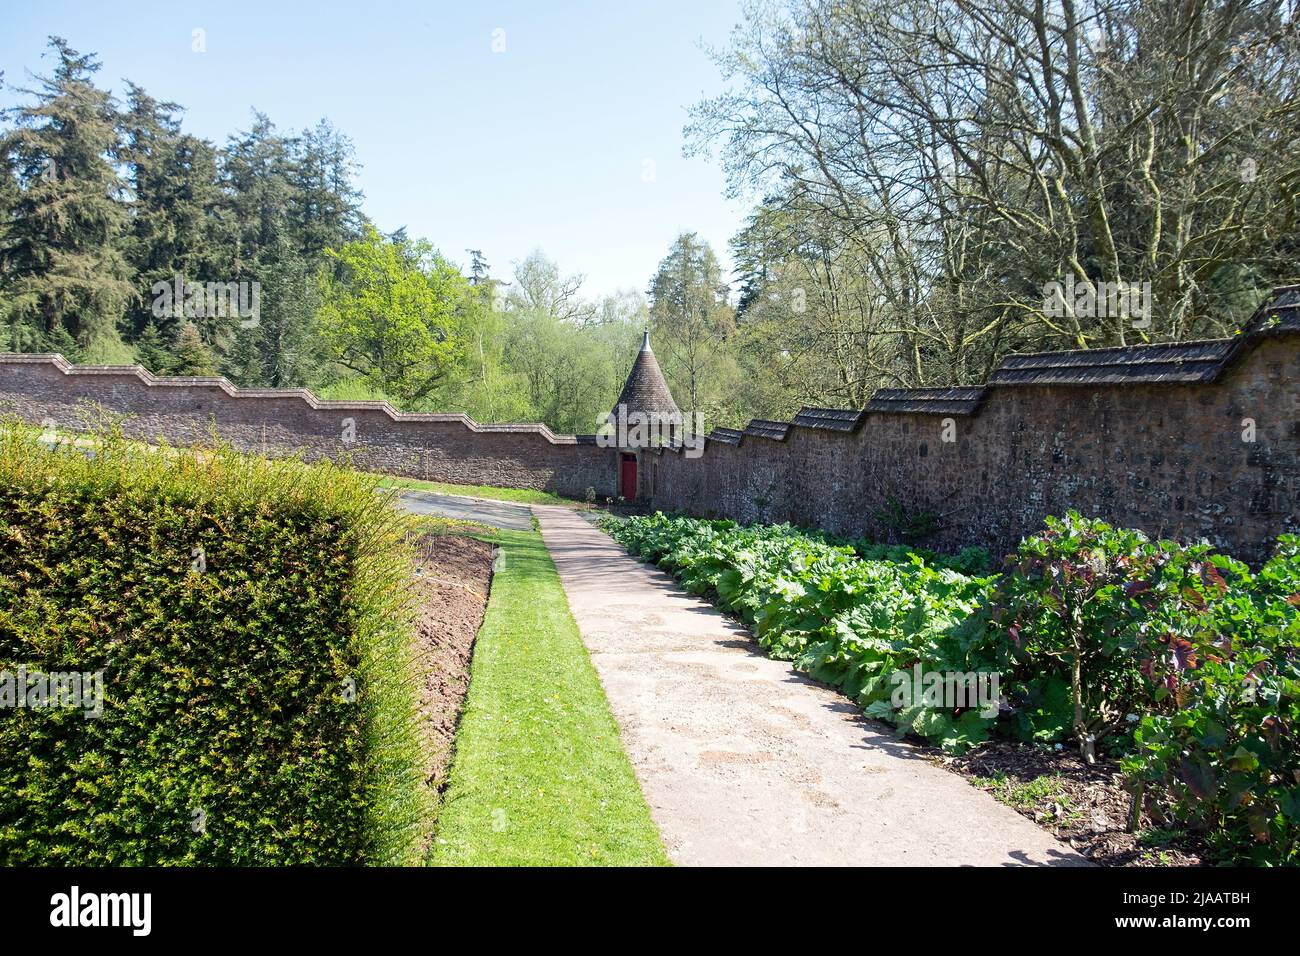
620;454;637;499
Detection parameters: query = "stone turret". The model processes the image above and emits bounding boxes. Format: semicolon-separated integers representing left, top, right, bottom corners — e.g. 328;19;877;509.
607;330;680;500
610;330;680;430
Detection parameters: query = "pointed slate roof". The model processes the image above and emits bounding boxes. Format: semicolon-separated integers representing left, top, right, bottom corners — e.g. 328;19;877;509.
610;330;681;420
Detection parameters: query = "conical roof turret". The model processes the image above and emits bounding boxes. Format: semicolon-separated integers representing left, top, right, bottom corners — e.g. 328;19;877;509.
610;329;680;421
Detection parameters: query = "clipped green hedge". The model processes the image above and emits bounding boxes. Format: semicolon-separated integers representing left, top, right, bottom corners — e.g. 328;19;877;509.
0;424;430;864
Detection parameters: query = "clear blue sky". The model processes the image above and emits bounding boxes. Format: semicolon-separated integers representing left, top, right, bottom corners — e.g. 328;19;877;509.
0;0;750;299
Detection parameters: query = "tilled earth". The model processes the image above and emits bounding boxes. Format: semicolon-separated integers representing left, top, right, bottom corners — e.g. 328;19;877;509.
407;533;495;795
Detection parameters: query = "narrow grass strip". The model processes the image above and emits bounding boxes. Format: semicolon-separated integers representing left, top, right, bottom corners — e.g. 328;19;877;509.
430;529;668;866
373;475;569;506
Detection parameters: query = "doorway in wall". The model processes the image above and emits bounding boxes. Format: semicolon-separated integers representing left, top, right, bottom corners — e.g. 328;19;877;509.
619;453;637;500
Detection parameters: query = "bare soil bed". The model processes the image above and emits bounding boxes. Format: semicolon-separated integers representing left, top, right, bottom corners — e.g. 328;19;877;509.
408;533;495;794
942;740;1209;866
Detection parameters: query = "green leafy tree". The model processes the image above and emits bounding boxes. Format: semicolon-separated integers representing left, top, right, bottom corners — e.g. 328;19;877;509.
730;201;903;412
455;253;645;432
317;226;469;401
435;275;520;421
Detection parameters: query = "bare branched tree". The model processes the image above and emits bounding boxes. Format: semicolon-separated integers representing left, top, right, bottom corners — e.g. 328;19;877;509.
692;0;1300;387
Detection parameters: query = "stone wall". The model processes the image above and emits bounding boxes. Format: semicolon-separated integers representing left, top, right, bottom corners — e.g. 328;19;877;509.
645;311;1300;564
2;288;1297;562
0;355;618;499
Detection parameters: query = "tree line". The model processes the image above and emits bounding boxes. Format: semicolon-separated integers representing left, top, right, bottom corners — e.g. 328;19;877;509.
3;4;1298;436
0;38;655;434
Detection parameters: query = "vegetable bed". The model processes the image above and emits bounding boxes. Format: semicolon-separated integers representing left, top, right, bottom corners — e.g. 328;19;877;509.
604;511;1300;865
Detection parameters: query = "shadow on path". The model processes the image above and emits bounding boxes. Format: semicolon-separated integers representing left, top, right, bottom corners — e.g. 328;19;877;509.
534;505;1090;867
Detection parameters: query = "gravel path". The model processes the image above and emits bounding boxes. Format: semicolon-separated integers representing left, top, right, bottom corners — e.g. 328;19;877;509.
534;505;1088;867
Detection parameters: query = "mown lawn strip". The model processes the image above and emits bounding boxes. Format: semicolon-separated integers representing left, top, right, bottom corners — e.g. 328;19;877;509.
374;475;570;506
429;529;667;866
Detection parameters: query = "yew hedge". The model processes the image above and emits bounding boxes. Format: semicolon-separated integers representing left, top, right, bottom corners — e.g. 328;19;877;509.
0;423;429;865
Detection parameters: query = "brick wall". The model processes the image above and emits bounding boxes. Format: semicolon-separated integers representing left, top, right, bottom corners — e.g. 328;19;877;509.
2;304;1297;562
0;356;618;500
646;327;1299;565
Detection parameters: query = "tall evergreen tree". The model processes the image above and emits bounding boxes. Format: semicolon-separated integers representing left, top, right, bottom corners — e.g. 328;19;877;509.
221;113;296;276
170;321;217;375
0;37;134;352
134;319;171;373
119;82;227;341
465;249;490;285
647;233;736;414
253;247;322;387
219;114;313;380
289;118;363;261
223;324;265;386
0;123;18;348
